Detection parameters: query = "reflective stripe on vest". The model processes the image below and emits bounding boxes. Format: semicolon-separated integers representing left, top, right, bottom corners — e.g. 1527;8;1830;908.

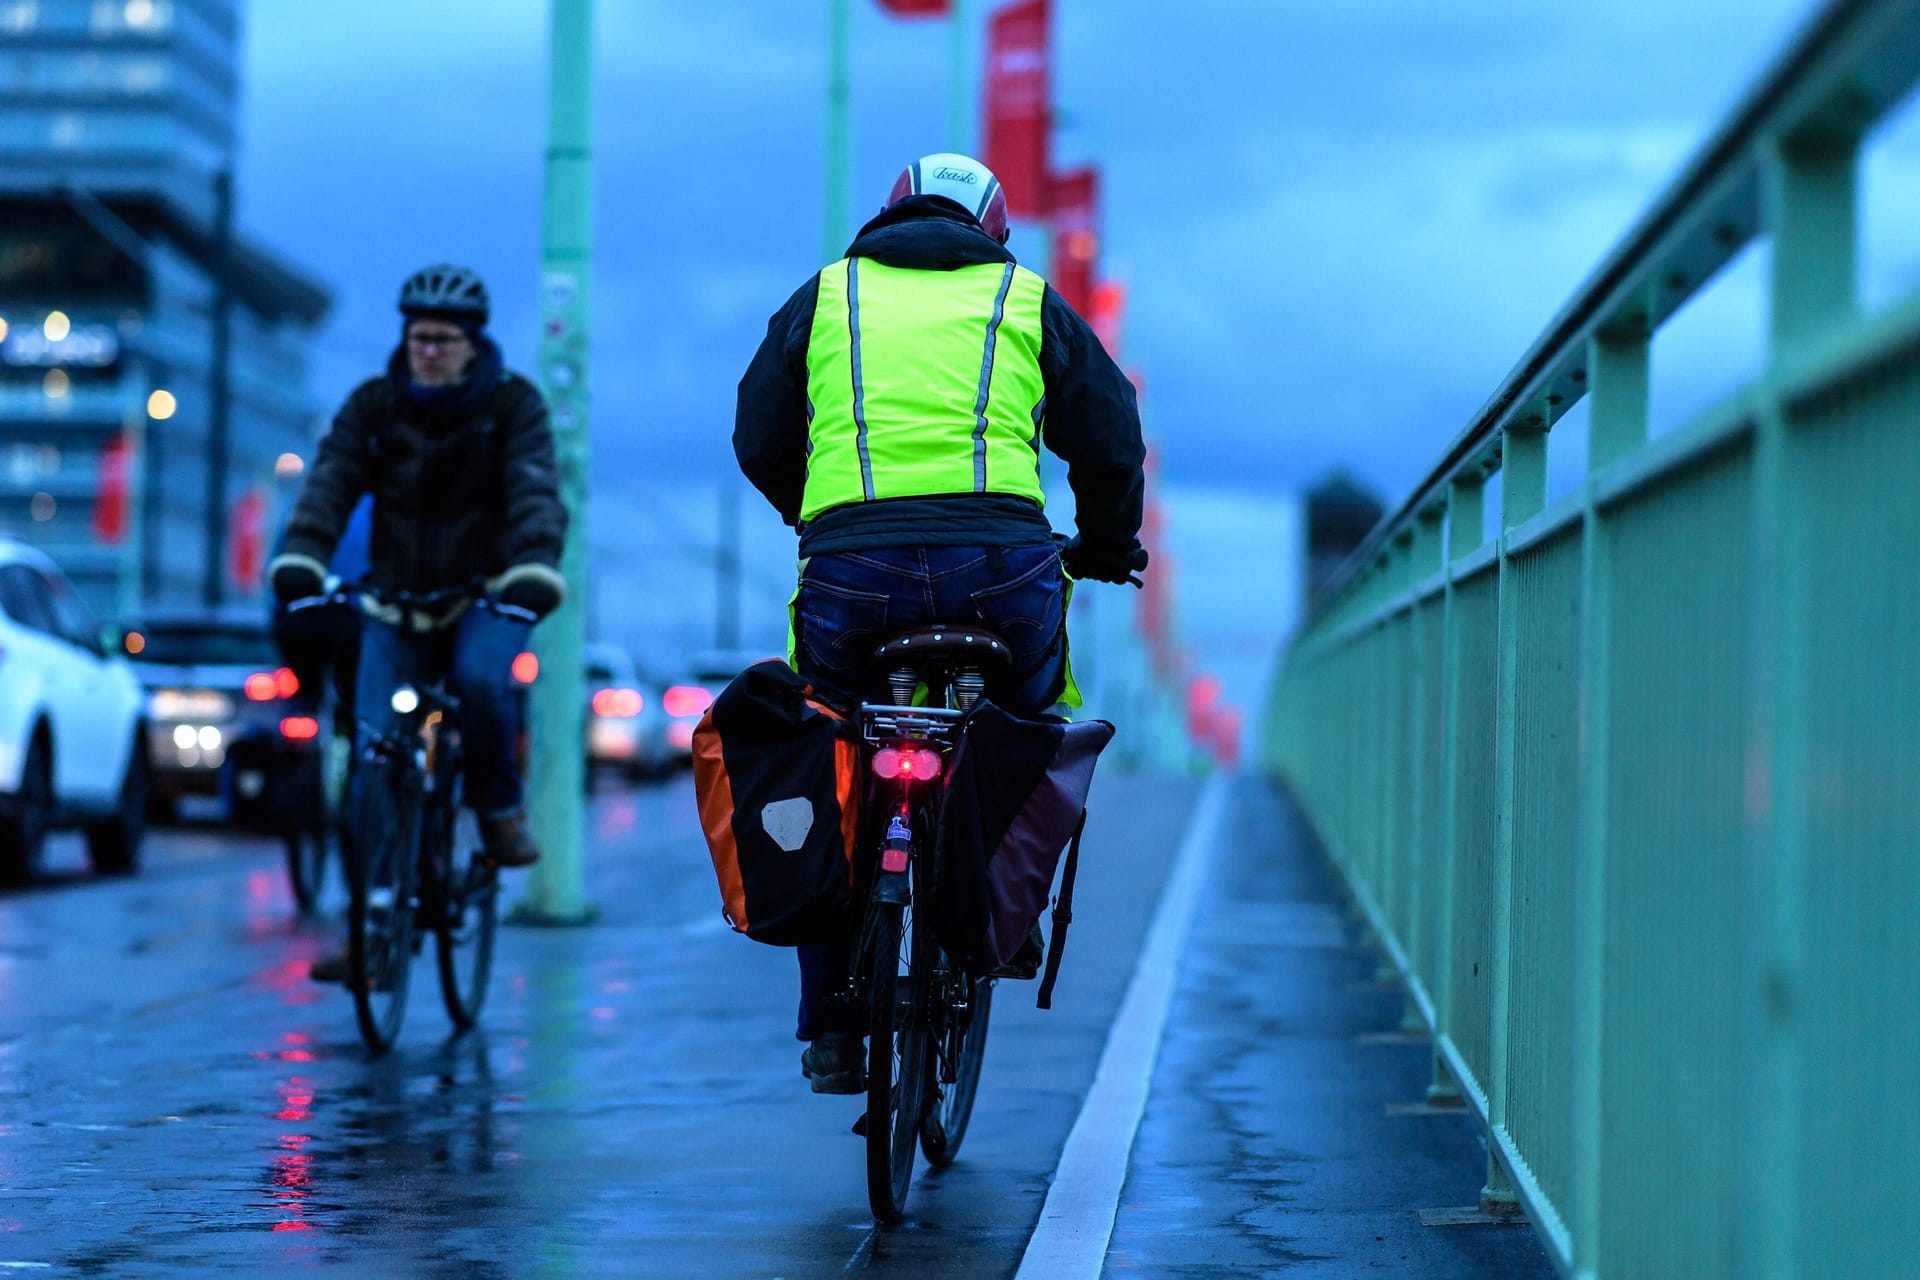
803;258;1048;522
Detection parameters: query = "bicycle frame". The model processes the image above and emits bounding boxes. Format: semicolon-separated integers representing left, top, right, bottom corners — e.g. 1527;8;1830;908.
313;582;520;1052
852;662;1000;1221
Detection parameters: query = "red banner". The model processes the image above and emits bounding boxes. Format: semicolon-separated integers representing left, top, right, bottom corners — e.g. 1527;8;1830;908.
93;433;129;544
1048;165;1098;314
982;0;1050;217
229;487;266;590
875;0;950;13
1088;279;1125;357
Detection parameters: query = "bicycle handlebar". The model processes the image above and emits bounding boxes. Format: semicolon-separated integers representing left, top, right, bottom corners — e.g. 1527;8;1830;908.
287;582;538;625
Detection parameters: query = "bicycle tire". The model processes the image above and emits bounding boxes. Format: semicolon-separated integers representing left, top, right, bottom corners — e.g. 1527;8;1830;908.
348;764;418;1055
285;822;328;914
921;973;993;1167
436;806;498;1029
864;901;931;1223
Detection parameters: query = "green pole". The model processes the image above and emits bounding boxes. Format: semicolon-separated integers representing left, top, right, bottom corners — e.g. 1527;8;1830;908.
947;0;969;153
516;0;595;926
825;0;851;263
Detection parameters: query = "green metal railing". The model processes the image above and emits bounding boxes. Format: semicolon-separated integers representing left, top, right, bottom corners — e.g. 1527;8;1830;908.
1261;2;1920;1276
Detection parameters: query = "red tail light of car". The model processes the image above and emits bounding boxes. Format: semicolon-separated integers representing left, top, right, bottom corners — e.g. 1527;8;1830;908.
247;667;300;701
591;687;643;718
662;685;714;718
280;716;320;741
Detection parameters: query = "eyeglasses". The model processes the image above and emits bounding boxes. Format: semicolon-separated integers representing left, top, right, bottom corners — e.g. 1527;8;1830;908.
407;332;470;351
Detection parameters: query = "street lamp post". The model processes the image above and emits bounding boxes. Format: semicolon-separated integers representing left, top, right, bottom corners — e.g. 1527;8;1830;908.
825;0;851;263
517;0;596;925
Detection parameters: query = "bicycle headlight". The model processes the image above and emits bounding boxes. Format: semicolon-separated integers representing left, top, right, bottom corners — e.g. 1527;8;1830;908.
390;686;421;715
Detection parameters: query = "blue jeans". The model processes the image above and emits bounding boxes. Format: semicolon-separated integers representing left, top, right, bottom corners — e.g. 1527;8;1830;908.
354;605;532;815
793;543;1066;1041
794;543;1067;716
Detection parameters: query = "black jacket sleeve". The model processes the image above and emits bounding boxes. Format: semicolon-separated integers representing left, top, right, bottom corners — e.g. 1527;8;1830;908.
734;275;822;528
1038;286;1147;552
497;376;568;568
281;379;381;565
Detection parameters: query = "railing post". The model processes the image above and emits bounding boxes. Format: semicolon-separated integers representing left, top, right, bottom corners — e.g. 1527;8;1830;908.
1570;325;1648;1278
1430;471;1485;1103
1403;508;1445;1034
1745;116;1860;1279
1766;120;1859;359
1381;530;1414;990
1487;419;1546;1207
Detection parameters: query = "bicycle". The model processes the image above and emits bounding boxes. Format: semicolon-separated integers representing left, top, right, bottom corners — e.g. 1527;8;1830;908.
291;585;533;1055
850;625;1011;1223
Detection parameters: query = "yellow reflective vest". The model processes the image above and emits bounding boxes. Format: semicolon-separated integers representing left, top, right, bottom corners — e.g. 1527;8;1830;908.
801;258;1049;522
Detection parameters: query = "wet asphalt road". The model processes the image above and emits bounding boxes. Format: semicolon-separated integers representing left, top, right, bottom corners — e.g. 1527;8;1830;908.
0;773;1199;1277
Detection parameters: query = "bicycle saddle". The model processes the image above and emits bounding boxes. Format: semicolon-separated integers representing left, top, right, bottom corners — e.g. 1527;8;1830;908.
870;626;1014;676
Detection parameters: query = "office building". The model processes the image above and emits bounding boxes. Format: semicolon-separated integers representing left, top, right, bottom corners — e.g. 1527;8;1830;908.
0;0;330;615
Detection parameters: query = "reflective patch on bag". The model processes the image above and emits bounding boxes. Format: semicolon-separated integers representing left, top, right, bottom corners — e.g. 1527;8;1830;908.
762;797;817;852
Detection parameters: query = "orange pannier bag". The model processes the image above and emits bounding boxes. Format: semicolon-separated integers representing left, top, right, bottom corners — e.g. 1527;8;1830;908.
691;660;860;946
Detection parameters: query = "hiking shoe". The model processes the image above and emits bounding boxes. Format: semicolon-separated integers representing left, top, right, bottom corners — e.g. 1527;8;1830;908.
990;923;1046;980
800;1032;866;1094
479;810;541;867
309;946;350;985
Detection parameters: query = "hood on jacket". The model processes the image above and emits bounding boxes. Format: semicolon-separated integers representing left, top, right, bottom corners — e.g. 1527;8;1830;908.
844;195;1016;272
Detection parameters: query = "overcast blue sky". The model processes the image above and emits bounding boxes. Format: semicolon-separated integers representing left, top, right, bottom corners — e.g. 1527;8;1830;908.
234;0;1920;710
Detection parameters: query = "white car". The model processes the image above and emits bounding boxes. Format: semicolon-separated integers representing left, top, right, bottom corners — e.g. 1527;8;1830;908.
584;642;671;782
0;541;148;881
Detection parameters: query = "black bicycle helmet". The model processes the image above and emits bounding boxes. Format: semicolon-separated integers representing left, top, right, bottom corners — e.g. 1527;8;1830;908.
398;263;490;324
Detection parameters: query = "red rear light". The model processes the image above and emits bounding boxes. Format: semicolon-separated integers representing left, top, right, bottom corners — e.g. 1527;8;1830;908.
280;716;320;741
512;652;539;684
275;666;299;698
663;685;713;718
244;672;278;701
592;687;643;718
871;747;942;782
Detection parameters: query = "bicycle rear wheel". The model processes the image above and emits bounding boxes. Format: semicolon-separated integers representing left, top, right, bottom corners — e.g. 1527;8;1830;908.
922;973;993;1166
285;821;329;914
348;764;418;1055
436;806;498;1028
864;901;931;1223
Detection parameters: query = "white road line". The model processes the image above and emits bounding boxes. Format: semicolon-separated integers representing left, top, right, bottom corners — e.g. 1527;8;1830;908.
1015;772;1232;1280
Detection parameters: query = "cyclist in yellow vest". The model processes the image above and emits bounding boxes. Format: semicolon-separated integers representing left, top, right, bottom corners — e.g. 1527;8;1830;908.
734;152;1147;1094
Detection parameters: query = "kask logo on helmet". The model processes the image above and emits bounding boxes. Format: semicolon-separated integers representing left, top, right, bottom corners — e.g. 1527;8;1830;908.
931;167;979;184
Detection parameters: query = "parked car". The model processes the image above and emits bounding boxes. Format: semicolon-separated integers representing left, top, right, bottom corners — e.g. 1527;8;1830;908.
660;648;778;764
584;643;669;782
120;611;330;904
0;540;148;881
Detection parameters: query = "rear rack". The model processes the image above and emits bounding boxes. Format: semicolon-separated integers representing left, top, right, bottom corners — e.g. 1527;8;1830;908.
858;703;964;747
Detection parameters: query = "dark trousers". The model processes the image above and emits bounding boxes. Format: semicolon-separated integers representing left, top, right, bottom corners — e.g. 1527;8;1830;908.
354;606;532;816
793;543;1066;1040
